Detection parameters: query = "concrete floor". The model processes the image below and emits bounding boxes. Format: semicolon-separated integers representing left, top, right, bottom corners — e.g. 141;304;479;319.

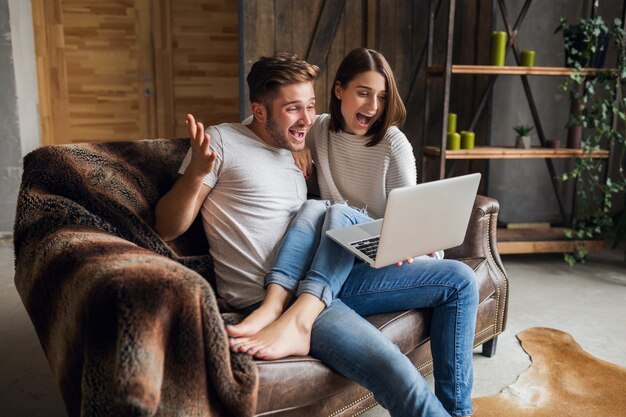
1;236;625;417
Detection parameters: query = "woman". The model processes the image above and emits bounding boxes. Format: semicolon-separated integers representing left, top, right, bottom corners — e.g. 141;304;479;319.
229;48;477;417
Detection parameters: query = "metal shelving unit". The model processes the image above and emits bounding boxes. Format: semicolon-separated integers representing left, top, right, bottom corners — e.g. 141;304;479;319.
422;0;622;254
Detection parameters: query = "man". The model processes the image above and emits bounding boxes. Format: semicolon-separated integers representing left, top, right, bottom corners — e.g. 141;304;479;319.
155;52;474;417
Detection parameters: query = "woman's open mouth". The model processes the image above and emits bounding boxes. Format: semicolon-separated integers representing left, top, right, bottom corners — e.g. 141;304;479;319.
356;112;374;127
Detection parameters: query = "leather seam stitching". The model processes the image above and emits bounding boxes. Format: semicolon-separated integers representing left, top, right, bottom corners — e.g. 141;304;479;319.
327;393;374;417
485;212;507;334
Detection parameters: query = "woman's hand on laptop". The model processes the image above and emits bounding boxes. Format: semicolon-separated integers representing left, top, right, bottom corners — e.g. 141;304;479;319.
396;258;415;267
395;253;437;266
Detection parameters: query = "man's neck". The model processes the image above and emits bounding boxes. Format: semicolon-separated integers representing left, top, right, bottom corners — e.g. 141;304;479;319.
246;120;279;149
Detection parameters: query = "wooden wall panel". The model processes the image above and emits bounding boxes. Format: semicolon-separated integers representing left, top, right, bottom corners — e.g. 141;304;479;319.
171;0;239;136
239;0;491;176
32;0;70;145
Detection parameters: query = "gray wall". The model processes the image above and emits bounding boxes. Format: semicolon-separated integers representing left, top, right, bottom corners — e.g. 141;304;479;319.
488;0;622;224
0;0;40;235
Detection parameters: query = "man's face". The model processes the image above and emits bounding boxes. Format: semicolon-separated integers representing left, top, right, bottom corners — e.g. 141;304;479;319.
264;82;316;151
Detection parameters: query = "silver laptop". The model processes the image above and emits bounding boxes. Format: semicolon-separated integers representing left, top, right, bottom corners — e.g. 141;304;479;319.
325;173;481;268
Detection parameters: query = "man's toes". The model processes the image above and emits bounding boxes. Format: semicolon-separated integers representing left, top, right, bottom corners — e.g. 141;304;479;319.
254;348;270;360
226;324;242;337
231;338;248;352
245;343;262;356
227;323;252;338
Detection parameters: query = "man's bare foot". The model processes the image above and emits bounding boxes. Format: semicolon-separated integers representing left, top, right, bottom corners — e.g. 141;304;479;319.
231;293;325;360
227;283;293;343
231;309;312;359
226;303;283;339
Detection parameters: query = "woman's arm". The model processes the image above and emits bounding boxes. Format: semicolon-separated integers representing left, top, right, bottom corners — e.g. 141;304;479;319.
385;128;418;194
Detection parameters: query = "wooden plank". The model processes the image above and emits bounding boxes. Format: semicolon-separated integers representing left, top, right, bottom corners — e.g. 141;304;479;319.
344;0;363;53
171;0;239;135
395;0;412;94
305;0;346;69
366;0;377;49
240;0;274;118
274;0;293;53
423;146;610;159
32;0;70;145
498;240;605;254
445;65;616;76
240;0;256;118
498;227;570;242
136;0;156;138
497;226;605;254
153;0;175;138
376;0;395;63
256;0;275;56
322;3;346;114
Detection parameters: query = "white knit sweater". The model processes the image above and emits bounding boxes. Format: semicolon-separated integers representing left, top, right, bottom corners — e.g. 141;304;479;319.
308;114;417;219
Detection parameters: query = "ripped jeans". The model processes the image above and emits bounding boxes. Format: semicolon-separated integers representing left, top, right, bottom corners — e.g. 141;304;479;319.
263;200;479;417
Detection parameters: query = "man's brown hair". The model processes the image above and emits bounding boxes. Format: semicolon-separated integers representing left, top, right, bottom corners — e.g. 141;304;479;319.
329;48;406;147
247;52;320;108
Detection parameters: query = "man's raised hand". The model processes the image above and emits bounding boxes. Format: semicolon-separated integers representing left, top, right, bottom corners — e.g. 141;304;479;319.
186;114;217;177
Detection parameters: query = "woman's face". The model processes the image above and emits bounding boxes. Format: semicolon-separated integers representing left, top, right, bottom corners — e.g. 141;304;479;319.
335;70;387;136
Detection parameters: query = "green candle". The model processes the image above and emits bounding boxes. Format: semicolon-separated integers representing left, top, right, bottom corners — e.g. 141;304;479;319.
447;132;461;150
447;113;457;134
520;50;536;67
460;131;475;149
490;31;507;66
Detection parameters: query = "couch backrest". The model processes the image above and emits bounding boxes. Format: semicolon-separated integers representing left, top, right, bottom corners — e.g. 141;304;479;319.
15;138;212;277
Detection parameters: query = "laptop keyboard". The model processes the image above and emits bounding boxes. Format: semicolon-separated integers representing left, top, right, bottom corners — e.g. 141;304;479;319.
350;236;380;260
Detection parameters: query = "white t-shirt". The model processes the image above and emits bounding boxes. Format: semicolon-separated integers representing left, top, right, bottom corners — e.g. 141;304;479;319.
178;122;306;309
308;114;417;219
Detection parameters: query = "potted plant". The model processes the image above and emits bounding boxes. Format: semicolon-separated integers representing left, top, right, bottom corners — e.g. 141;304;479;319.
557;16;626;265
555;15;611;69
513;125;534;149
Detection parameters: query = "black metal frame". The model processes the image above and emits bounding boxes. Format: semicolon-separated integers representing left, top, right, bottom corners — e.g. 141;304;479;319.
423;0;625;228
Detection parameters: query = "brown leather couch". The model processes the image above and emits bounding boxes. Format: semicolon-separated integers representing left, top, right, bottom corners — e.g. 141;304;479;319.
14;139;507;417
254;195;508;416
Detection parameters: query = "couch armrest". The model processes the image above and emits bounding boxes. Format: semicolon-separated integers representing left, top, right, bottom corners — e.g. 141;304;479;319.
446;195;509;340
445;195;505;273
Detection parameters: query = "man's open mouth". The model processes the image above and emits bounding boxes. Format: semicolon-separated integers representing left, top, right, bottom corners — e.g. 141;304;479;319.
289;128;306;139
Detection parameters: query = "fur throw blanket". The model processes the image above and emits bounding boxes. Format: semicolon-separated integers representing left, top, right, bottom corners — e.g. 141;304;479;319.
13;139;258;417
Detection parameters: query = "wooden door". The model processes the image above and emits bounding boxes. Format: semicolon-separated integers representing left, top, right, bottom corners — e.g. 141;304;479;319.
33;0;239;144
33;0;156;144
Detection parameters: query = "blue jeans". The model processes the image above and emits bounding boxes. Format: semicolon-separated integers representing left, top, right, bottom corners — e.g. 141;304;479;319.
264;200;479;417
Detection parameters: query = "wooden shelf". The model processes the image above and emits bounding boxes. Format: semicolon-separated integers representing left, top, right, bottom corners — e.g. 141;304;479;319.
497;227;605;254
423;146;610;160
428;65;614;76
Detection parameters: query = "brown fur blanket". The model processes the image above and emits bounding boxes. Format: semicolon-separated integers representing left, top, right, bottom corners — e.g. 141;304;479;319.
13;139;258;417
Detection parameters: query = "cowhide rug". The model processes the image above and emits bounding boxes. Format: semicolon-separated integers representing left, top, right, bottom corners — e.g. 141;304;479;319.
473;327;626;417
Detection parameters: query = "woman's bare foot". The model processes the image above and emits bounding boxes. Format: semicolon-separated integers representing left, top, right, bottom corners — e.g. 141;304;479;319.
231;293;325;360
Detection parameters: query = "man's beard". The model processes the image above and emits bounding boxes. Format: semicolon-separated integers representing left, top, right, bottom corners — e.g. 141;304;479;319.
265;108;302;151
